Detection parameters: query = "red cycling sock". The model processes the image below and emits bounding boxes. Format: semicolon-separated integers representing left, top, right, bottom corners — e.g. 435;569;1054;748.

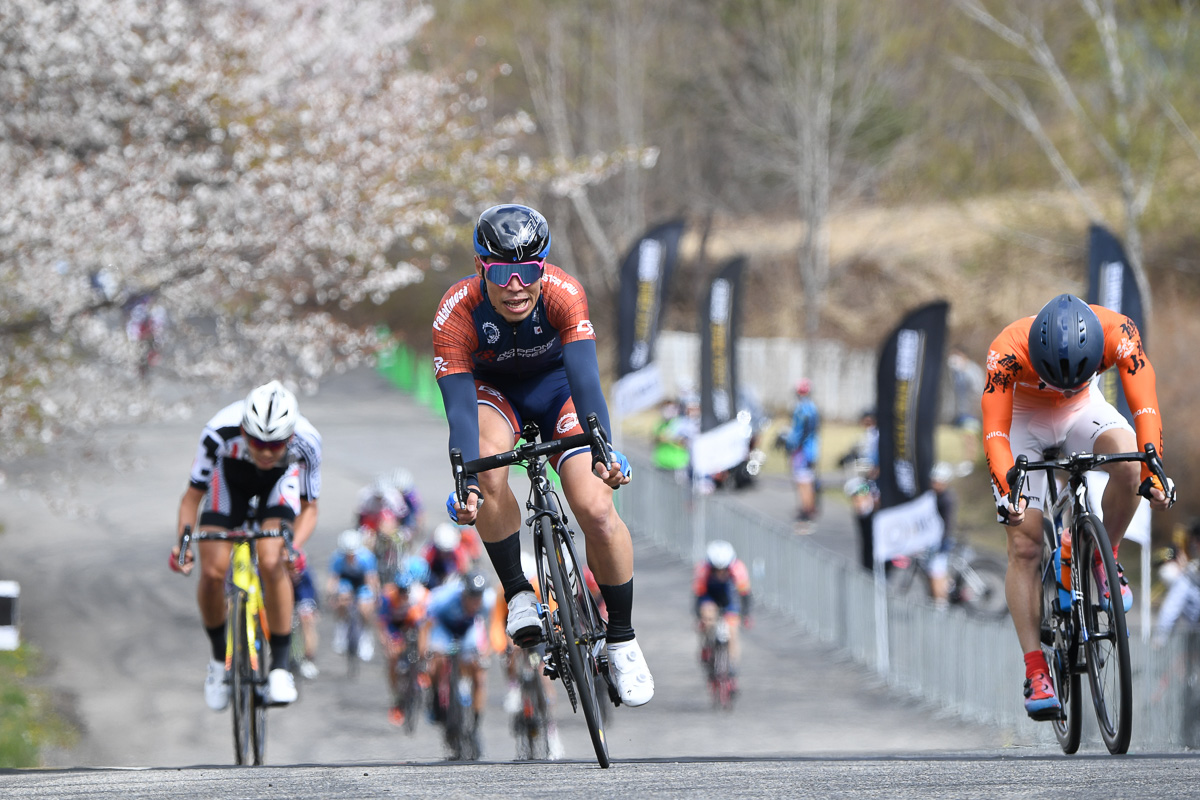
1024;650;1049;678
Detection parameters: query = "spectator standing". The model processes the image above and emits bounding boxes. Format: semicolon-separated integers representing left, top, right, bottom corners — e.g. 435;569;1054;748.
779;379;821;528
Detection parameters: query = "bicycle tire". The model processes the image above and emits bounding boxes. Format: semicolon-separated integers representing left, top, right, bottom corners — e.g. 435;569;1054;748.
957;556;1008;618
398;646;421;735
229;592;253;766
711;638;734;711
513;660;550;760
1075;513;1132;754
540;516;610;768
345;608;361;678
250;605;269;766
1039;524;1080;754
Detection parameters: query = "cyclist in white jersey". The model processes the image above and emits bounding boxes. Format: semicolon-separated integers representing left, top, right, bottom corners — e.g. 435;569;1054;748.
170;381;323;710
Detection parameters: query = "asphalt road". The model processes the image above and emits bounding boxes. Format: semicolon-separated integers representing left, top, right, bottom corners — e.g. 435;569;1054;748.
3;368;1197;796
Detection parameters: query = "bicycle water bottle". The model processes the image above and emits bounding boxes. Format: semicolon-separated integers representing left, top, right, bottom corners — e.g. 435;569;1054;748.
1053;548;1072;609
1060;530;1072;591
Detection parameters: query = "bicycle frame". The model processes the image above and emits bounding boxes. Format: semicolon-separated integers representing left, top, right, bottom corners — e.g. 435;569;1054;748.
450;412;616;767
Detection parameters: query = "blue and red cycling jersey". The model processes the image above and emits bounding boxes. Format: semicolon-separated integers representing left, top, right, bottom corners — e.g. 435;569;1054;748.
432;265;612;471
694;560;752;615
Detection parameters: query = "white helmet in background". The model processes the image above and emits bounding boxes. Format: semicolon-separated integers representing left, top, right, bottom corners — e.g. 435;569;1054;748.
931;461;954;485
241;380;298;442
390;468;415;494
706;540;736;570
338;528;362;554
432;522;462;552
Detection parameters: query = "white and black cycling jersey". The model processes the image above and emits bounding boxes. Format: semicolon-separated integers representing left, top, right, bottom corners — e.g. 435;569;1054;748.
188;400;322;501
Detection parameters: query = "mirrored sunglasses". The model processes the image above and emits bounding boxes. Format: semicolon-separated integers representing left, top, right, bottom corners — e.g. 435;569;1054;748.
244;433;291;452
483;259;545;287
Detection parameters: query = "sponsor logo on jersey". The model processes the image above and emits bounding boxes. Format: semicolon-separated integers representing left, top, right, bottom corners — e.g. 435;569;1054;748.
576;320;595;336
1116;338;1136;360
480;385;505;400
433;284;470;332
1132;406;1157;418
496;340;556;362
434;356;447;374
986;349;1001;371
541;272;579;296
483;321;500;344
556;412;579;435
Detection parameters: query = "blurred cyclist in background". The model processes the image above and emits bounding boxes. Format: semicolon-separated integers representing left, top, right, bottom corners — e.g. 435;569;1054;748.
425;571;495;753
421;522;475;589
694;540;752;682
378;560;431;726
327;528;380;662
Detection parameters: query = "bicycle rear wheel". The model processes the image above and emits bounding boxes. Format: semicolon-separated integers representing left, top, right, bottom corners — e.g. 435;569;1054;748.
1075;513;1132;754
956;556;1008;618
711;638;734;711
540;517;610;768
1039;527;1080;754
229;592;253;766
250;605;269;766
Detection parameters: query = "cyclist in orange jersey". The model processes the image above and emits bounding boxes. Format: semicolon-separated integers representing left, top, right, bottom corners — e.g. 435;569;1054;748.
982;293;1175;720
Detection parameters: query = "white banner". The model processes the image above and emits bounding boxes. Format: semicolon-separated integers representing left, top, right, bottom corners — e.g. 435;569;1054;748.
872;491;945;562
612;364;665;418
690;418;753;477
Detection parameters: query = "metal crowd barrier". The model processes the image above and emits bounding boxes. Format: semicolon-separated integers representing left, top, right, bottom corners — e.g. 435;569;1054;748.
619;456;1197;751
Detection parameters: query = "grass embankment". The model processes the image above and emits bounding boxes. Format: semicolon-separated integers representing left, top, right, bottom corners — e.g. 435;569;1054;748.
0;646;75;767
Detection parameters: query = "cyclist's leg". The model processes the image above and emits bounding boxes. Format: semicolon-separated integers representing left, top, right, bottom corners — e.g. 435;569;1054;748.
1066;396;1139;547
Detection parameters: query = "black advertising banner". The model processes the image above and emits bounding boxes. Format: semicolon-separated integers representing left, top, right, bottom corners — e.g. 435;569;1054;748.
698;257;745;433
1086;223;1144;425
872;301;948;561
614;219;685;380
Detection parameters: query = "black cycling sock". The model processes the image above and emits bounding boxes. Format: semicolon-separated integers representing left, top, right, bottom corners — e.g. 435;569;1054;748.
599;579;635;643
206;623;226;662
484;531;534;602
270;633;291;672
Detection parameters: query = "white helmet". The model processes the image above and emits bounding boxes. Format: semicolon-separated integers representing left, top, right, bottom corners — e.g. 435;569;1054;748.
241;380;298;442
706;539;736;570
390;468;415;494
338;528;362;553
432;522;462;552
931;461;954;485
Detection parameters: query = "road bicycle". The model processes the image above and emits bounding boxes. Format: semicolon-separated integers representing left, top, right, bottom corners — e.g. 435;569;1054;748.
451;412;620;768
389;626;424;735
431;643;479;761
177;522;293;766
511;647;551;760
700;617;736;711
887;540;1008;618
1009;443;1169;755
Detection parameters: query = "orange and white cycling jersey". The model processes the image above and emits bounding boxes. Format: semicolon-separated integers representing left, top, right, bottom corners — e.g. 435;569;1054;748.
981;304;1163;496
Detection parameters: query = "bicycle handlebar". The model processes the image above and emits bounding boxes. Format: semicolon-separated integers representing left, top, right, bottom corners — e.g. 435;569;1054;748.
1006;443;1167;509
176;523;296;570
449;413;614;504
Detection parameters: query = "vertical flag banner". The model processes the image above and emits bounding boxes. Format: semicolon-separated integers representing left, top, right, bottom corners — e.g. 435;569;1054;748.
690;257;751;477
1087;223;1145;424
872;301;949;562
1086;223;1151;550
612;220;686;416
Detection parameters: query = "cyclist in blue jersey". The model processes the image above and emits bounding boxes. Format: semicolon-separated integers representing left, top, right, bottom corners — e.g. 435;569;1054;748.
327;528;380;662
425;571;494;744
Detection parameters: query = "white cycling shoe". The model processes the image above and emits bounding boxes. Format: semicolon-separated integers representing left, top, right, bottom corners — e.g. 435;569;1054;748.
205;659;230;711
607;639;654;707
506;590;543;647
266;668;298;705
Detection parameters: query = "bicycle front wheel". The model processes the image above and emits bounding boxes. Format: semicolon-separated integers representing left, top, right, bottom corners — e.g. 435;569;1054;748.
229;592;253;766
1075;513;1132;754
1039;526;1080;754
250;604;269;766
540;517;610;768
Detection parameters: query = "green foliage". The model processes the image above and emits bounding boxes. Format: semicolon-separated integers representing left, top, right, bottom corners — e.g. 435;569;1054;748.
0;647;76;768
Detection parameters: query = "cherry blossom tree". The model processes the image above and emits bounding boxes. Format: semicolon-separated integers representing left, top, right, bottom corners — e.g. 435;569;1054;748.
0;0;557;457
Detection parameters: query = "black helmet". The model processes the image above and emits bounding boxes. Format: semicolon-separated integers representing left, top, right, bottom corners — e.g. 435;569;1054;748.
463;571;489;597
473;204;551;263
1028;294;1104;391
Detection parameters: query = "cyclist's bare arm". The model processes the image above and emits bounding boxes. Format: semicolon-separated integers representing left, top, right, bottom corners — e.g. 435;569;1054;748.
293;498;318;550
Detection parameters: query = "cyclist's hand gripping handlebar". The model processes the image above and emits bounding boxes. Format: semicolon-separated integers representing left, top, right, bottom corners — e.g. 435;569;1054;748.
171;525;194;575
586;413;630;489
448;448;484;523
999;456;1028;526
1138;443;1177;508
